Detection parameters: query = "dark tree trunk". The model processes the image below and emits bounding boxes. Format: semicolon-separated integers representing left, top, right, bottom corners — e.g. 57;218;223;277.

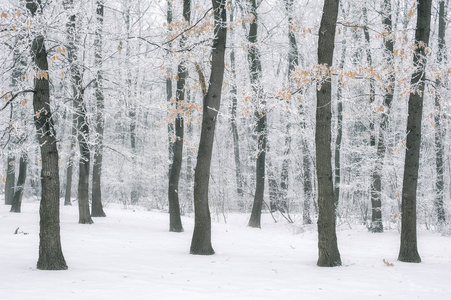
369;0;395;233
5;154;15;205
316;0;341;267
302;139;313;224
27;0;67;270
434;0;446;225
166;0;174;173
247;0;267;229
266;145;280;212
398;0;432;263
64;111;76;206
91;0;106;218
229;2;244;199
65;0;93;224
168;0;191;233
334;23;347;211
190;0;227;255
10;153;27;213
123;6;139;205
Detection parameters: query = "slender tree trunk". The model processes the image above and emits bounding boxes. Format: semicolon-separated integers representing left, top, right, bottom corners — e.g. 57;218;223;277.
229;1;244;200
316;0;341;267
266;144;280;212
434;0;446;225
5;154;15;205
26;0;68;270
247;0;267;229
10;153;27;213
334;23;347;211
91;0;106;217
363;4;384;232
278;0;298;214
167;0;174;168
169;0;191;233
65;0;93;224
64;111;76;206
302;139;313;224
123;5;139;205
398;0;432;263
190;0;227;255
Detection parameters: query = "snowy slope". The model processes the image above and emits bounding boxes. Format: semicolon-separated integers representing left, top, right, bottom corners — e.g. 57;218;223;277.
1;202;451;300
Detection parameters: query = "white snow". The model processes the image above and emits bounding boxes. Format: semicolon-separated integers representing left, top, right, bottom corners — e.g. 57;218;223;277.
1;202;451;300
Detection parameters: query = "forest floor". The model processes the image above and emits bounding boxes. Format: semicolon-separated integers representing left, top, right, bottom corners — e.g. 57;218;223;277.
1;201;451;300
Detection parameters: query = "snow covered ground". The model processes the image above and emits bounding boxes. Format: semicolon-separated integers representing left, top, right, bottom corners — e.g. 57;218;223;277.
1;202;451;300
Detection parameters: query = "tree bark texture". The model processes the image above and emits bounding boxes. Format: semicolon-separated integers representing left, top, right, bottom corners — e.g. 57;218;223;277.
229;2;244;199
91;0;107;218
302;139;313;224
334;24;347;211
398;0;432;263
168;0;191;233
166;0;174;172
316;0;341;267
64;111;76;206
5;154;15;205
190;0;227;255
247;0;267;229
434;0;446;225
65;0;93;224
10;153;27;213
370;0;395;233
123;6;139;205
27;0;67;268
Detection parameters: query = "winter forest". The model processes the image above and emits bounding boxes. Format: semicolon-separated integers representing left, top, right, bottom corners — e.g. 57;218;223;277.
1;0;451;298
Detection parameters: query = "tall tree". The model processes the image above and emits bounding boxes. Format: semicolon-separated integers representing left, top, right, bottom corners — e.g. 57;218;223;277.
334;20;347;211
64;0;93;224
434;0;446;225
316;0;341;267
63;109;76;206
168;0;191;233
166;0;174;173
91;0;107;217
124;3;139;205
190;0;227;255
26;0;68;270
398;0;432;263
247;0;267;229
229;0;244;200
369;0;396;233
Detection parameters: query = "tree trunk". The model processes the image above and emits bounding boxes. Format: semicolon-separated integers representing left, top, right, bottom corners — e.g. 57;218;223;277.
64;111;76;206
279;0;298;214
229;1;244;200
363;4;384;232
302;139;313;224
434;0;446;225
91;0;106;218
334;20;348;212
369;0;395;233
27;0;67;270
123;5;139;205
5;154;15;205
247;0;267;229
167;0;174;169
65;0;93;224
10;153;27;213
316;0;341;267
190;0;227;255
169;0;191;233
398;0;432;263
